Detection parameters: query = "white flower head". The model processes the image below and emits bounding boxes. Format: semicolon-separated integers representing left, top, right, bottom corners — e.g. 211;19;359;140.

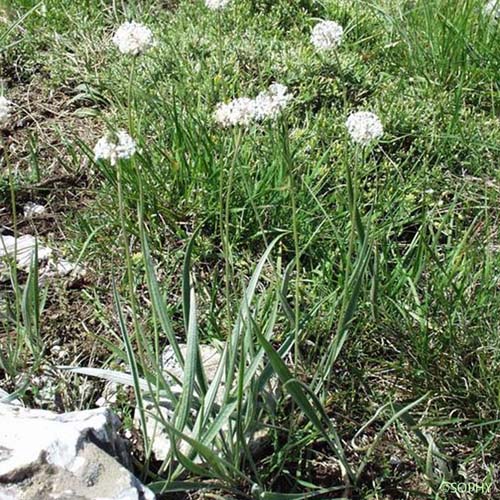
0;96;13;126
484;0;500;20
214;97;256;127
94;130;136;165
311;20;344;51
345;111;384;145
205;0;231;10
254;83;293;120
113;22;153;56
214;83;292;128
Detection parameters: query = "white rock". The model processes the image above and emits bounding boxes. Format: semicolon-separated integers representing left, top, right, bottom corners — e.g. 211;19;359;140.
0;404;155;500
23;202;46;218
96;397;108;407
42;258;86;280
53;259;80;276
96;382;119;408
0;233;85;281
138;400;176;461
161;343;221;385
134;344;222;461
0;234;52;270
134;344;275;462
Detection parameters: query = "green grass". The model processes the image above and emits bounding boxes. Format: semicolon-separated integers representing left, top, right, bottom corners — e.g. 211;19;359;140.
1;0;499;498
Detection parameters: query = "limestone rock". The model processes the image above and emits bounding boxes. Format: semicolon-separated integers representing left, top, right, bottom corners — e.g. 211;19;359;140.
137;400;175;462
134;343;275;462
161;343;221;384
134;344;223;461
0;233;52;271
23;202;46;218
0;404;154;500
0;233;84;281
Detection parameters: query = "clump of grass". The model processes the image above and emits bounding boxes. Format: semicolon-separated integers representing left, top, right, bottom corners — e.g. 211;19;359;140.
1;0;499;498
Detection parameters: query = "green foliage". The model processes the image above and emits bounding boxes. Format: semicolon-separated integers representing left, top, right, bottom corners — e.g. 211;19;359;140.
1;0;499;497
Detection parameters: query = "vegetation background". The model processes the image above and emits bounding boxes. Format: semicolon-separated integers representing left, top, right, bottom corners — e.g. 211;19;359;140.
1;0;499;498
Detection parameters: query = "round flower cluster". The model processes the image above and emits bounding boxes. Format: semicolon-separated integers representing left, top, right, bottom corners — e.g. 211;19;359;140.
214;83;292;127
311;20;344;51
214;97;257;127
94;130;136;165
205;0;231;10
345;111;384;145
253;83;293;120
113;22;154;55
0;96;13;126
484;0;500;20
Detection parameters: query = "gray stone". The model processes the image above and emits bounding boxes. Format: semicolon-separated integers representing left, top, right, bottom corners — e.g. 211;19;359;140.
135;344;223;461
134;343;275;462
0;389;22;406
161;343;221;385
0;404;154;500
0;233;84;281
0;234;52;271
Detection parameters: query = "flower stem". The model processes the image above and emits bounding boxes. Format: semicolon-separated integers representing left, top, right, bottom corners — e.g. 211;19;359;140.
216;12;225;99
118;58;152;462
281;119;301;373
221;127;243;324
127;57;137;133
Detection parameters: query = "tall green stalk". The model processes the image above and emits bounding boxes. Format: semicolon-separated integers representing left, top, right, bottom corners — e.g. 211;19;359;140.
216;11;225;99
114;55;153;461
219;128;243;325
280;120;301;373
127;58;137;134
